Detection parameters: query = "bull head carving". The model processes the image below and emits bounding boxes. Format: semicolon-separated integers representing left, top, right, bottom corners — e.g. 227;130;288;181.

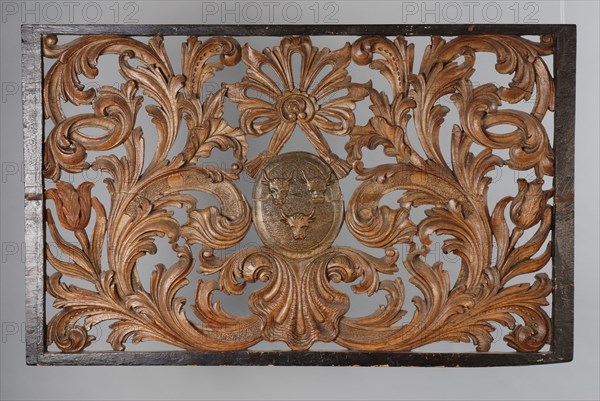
279;208;316;240
299;170;334;203
262;169;293;206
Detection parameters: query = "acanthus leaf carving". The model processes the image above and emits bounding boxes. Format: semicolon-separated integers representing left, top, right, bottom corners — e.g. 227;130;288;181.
42;33;555;354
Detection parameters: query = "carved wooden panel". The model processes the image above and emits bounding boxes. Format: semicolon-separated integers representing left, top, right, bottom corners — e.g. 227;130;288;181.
23;24;575;366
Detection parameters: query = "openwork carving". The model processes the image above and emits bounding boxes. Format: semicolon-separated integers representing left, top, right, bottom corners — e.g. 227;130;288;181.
37;29;563;359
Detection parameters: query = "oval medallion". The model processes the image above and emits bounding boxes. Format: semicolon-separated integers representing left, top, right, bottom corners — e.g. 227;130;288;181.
253;152;344;258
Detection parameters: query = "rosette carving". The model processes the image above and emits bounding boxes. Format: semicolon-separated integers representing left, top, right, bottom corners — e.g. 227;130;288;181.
227;36;371;177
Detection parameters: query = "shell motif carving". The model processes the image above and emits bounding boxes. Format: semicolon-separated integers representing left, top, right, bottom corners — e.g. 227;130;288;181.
42;33;554;353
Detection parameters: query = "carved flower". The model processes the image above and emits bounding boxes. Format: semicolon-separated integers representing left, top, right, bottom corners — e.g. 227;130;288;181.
510;179;552;230
227;36;371;177
46;182;94;231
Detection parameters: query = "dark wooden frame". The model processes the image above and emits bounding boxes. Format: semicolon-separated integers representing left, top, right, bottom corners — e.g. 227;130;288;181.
22;24;575;366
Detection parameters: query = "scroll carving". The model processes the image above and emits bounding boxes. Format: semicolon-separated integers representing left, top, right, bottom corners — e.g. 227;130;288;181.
42;32;555;354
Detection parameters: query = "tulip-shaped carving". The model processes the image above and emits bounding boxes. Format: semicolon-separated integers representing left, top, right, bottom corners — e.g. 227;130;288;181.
46;181;94;231
510;179;552;230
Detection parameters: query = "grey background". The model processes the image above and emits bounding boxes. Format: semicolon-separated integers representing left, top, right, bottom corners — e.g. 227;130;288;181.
1;0;599;400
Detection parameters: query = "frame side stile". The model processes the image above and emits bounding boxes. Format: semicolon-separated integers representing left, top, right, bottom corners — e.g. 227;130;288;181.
551;25;576;362
22;24;45;365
